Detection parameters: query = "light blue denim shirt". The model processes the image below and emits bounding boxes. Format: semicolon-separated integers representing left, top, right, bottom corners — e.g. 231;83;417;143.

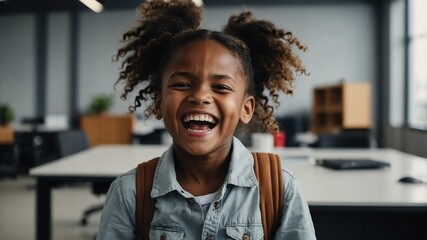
97;137;316;239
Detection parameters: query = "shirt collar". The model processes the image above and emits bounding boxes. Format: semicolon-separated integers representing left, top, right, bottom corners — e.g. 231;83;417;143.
151;137;258;198
225;137;258;187
151;145;182;198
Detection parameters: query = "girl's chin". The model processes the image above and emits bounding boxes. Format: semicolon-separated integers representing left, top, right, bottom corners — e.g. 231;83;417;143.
175;139;232;156
179;144;215;156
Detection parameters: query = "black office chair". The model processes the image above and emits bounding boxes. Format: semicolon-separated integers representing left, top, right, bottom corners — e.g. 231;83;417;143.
21;116;46;166
56;130;109;225
314;131;376;148
0;143;18;179
57;130;89;157
276;115;309;147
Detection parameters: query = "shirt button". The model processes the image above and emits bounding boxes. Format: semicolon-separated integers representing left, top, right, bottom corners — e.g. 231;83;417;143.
205;236;214;240
214;201;220;209
160;234;167;240
242;233;250;240
187;198;195;204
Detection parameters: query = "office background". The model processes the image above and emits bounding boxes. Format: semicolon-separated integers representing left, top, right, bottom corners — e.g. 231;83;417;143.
0;0;426;157
1;1;427;240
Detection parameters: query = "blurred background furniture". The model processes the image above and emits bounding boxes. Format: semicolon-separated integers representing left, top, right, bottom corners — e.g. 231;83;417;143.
57;130;90;157
308;82;375;149
80;114;134;147
313;131;377;148
56;130;109;226
0;143;18;179
311;82;371;133
0;124;14;144
0;123;17;178
13;116;68;173
276;115;309;147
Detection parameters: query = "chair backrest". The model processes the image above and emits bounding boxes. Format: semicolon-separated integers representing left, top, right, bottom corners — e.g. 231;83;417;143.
276;115;309;147
316;132;376;148
0;143;18;178
57;130;90;157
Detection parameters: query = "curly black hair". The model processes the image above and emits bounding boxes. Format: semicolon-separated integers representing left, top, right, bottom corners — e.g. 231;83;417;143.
114;0;308;133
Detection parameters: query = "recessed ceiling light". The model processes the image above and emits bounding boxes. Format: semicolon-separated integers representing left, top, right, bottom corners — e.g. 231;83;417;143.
79;0;104;13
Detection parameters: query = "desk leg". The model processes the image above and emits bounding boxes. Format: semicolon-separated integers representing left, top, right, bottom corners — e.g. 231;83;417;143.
36;178;51;240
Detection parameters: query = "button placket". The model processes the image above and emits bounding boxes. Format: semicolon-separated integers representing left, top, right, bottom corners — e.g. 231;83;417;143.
213;201;221;209
205;235;214;240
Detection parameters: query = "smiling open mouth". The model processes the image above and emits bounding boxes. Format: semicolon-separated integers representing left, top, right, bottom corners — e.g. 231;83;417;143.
182;113;218;132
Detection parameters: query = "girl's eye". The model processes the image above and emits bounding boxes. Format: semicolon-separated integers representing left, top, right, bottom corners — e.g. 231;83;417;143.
170;82;191;90
213;84;231;93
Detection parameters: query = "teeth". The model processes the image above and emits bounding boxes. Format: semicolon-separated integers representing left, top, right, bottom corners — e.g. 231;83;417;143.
184;113;217;124
188;128;210;133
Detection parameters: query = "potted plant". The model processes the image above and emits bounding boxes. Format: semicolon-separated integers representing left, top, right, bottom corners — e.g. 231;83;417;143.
88;93;114;115
0;103;15;126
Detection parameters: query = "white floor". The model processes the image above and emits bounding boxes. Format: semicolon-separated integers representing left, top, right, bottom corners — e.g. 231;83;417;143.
0;176;106;240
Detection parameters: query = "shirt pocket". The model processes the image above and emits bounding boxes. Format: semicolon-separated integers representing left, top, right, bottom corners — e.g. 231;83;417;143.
226;225;264;240
149;226;184;240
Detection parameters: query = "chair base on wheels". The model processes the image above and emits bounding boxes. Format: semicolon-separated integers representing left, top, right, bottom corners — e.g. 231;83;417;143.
80;204;103;226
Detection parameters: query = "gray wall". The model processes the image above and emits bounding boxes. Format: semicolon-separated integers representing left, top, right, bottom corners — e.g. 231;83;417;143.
0;14;36;120
78;10;139;115
0;3;376;123
46;12;70;116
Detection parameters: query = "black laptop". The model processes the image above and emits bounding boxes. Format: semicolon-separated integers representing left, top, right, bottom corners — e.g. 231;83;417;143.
316;158;391;170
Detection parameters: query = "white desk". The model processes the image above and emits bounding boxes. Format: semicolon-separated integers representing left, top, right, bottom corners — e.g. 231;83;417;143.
30;145;427;240
277;148;427;206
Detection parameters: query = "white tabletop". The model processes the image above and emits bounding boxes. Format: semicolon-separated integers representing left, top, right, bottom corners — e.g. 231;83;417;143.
30;145;427;207
276;148;427;207
30;144;169;177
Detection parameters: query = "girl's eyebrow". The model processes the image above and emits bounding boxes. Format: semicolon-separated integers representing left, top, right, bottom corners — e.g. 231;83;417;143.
211;74;236;83
170;71;193;79
170;72;236;83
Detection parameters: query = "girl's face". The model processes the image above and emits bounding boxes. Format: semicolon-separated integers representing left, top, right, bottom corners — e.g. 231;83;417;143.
156;39;254;157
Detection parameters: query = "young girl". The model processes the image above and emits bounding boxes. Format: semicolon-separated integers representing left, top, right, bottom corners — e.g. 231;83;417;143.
97;0;315;239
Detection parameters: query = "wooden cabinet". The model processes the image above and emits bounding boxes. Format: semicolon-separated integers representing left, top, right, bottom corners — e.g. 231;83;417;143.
80;114;135;147
0;125;14;144
312;82;371;133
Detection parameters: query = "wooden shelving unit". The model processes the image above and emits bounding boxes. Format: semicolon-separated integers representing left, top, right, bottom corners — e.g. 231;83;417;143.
0;125;14;144
80;114;135;146
312;82;371;133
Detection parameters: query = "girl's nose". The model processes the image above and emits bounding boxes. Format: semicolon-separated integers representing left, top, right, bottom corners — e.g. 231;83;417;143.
188;85;213;105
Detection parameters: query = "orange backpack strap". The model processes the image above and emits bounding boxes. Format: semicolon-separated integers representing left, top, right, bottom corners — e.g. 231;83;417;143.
135;157;160;240
252;152;284;240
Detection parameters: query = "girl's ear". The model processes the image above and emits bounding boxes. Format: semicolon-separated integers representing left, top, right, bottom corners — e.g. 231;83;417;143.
154;92;163;120
240;95;255;124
